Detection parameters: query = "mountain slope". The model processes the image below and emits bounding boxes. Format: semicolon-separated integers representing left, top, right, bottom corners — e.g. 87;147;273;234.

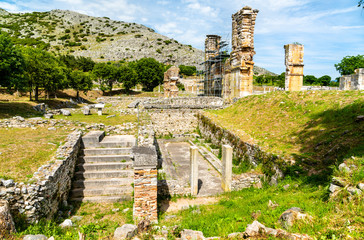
0;9;204;67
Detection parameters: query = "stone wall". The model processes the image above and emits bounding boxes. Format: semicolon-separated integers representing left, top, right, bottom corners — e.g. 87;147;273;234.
0;131;82;222
339;68;364;90
149;109;198;136
197;113;284;182
142;97;224;109
284;44;304;91
232;173;264;191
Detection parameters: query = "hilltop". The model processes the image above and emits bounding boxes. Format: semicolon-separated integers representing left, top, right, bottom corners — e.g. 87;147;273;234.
0;9;203;67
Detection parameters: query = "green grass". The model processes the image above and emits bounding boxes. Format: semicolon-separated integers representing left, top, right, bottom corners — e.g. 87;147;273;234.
159;179;364;239
14;201;134;240
204;91;364;177
0;101;42;119
0;127;70;182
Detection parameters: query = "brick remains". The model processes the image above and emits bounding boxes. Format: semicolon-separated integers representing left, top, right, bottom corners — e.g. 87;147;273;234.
133;146;158;223
339;68;364;90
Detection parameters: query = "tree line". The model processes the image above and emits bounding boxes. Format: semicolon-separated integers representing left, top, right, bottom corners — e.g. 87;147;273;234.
0;31;171;101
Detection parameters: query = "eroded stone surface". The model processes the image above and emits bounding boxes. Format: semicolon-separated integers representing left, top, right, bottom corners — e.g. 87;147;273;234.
285;44;304;91
164;66;180;98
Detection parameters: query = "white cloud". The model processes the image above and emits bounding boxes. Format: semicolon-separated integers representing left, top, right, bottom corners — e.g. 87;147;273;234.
0;2;21;12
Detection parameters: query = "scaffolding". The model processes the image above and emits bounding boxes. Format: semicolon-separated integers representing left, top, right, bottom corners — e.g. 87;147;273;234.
199;40;230;97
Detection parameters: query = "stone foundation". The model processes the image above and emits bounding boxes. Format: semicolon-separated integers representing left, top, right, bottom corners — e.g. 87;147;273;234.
0;131;82;222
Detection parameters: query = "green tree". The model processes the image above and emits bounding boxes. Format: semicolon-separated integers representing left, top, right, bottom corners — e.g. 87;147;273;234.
117;64;138;92
133;58;164;91
277;72;285;88
92;62;118;93
0;31;25;91
335;55;364;75
59;55;95;72
303;75;318;85
179;65;196;76
69;70;93;98
22;47;66;100
359;0;363;7
318;75;331;86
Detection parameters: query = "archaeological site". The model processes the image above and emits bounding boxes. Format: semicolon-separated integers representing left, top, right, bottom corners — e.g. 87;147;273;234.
0;2;363;240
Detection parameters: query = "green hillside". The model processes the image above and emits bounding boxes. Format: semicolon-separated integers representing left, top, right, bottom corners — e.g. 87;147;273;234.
205;90;364;177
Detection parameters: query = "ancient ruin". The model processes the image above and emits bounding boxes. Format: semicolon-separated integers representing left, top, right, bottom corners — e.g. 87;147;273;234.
284;44;304;91
339;68;364;90
163;66;180;98
203;6;259;100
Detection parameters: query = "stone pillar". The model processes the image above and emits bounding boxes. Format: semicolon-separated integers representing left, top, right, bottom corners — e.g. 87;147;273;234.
164;66;180;98
221;145;233;192
284;44;304;91
204;35;221;96
133;146;158;223
0;200;16;238
190;146;199;195
226;6;259;99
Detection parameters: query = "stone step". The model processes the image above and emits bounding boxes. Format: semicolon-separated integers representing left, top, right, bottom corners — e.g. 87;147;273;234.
82;131;105;148
76;162;133;171
70;195;132;203
74;170;133;180
81;155;133;163
100;135;135;148
72;178;133;188
83;148;132;156
70;186;133;198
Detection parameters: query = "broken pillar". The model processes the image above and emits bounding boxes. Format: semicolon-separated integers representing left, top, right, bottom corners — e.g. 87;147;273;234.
164;66;180;98
190;146;199;195
284;44;304;91
133;146;158;223
204;35;221;96
230;6;258;97
221;145;233;192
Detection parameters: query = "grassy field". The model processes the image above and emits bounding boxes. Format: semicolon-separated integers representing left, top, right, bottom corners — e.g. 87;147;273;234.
14;201;134;240
0;127;70;182
204;91;364;178
159;179;364;239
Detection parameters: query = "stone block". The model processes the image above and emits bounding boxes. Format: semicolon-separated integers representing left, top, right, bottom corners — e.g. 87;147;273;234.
133;146;158;169
190;146;199;195
114;224;138;240
0;200;15;237
81;131;105;148
222;145;232;192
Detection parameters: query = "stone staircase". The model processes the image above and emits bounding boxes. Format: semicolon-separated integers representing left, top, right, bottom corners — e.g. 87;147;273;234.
70;131;135;203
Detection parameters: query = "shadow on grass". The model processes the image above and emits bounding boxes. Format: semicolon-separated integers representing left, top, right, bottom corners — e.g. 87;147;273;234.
0;102;42;119
285;102;364;185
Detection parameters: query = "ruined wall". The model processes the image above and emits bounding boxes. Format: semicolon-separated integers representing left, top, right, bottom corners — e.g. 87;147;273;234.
149;109;197;136
223;6;258;100
0;131;82;222
197;113;285;183
284;44;304;91
164;66;180;98
339;68;364;90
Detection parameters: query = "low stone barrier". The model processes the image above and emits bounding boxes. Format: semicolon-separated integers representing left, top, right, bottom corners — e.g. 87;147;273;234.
0;131;82;222
197;113;285;183
143;97;224;109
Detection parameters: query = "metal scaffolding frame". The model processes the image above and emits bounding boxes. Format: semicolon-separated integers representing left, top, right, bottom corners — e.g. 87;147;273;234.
199;40;230;97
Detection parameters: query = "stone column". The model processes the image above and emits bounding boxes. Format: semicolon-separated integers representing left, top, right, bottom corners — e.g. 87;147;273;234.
221;145;233;192
133;146;158;223
190;146;199;195
284;44;304;91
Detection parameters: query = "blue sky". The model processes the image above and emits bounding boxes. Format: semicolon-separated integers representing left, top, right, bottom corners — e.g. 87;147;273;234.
0;0;363;78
